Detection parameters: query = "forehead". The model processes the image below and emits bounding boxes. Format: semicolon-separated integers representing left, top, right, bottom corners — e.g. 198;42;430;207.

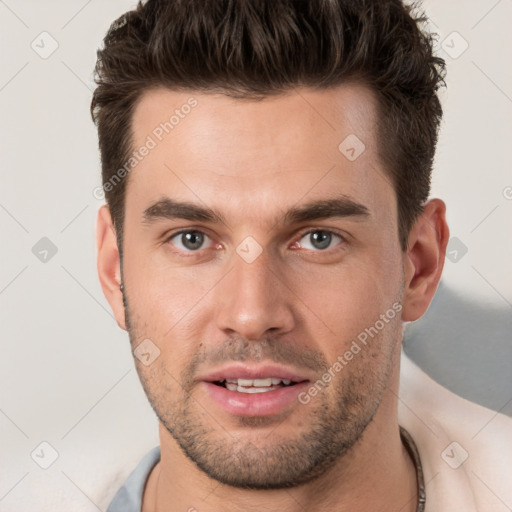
125;84;395;229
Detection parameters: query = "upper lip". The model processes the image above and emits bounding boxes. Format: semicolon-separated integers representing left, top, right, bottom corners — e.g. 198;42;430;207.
199;363;312;383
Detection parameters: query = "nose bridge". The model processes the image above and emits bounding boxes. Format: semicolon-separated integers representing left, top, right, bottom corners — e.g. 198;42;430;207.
214;244;294;339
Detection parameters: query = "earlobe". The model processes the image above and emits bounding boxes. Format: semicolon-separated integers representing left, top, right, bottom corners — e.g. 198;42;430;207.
401;198;450;322
96;205;127;330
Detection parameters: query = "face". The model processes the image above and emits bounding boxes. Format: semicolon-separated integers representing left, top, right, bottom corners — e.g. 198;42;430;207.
117;85;406;488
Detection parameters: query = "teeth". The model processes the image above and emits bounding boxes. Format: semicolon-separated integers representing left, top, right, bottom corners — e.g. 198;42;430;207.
225;381;238;391
253;378;272;387
225;382;276;393
221;377;295;392
237;386;274;393
235;378;292;387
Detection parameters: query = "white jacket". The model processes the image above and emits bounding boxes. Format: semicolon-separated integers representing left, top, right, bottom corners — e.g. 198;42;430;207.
398;353;512;511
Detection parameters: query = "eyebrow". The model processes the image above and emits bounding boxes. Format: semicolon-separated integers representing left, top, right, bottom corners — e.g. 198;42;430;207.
142;198;223;225
141;196;370;226
283;197;370;224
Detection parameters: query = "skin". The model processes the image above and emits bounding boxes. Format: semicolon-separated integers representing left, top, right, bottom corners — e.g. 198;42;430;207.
97;84;449;512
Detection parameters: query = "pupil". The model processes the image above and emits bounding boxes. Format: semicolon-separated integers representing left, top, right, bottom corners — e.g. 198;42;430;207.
311;231;331;250
183;231;203;250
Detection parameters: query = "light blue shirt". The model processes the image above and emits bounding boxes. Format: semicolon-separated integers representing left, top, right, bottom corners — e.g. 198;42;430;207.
106;446;161;512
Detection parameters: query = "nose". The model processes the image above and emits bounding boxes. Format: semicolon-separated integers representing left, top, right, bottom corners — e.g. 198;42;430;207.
214;246;295;340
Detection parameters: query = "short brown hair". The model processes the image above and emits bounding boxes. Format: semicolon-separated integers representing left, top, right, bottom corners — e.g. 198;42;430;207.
91;0;445;253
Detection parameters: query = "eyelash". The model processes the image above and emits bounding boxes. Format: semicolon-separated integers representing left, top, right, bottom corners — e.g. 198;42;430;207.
163;228;347;254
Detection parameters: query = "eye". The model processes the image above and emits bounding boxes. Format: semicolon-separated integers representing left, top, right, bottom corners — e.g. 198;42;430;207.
167;230;212;251
296;230;343;251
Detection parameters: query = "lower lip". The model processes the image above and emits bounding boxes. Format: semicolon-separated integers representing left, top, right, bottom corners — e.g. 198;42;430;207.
202;381;310;417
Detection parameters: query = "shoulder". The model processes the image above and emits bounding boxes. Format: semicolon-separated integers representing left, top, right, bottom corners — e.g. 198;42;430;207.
399;352;512;512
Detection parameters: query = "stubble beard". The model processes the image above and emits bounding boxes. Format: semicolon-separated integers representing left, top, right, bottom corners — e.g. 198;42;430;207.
122;287;398;489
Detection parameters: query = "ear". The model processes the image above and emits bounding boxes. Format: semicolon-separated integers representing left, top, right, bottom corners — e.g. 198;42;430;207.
96;205;127;330
401;198;450;322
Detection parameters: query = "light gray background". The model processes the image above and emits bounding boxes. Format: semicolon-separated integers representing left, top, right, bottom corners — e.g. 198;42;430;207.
1;0;511;510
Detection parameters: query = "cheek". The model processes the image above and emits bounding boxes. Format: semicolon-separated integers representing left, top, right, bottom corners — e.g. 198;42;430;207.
124;245;211;324
135;357;178;413
284;256;403;375
124;256;215;369
289;253;400;325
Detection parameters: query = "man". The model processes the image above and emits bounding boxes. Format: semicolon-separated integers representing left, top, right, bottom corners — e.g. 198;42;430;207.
92;1;512;511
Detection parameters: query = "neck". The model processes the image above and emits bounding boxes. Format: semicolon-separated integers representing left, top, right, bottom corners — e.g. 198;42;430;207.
143;361;418;512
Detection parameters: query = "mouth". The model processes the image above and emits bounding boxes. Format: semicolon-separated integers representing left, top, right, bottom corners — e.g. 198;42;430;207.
200;365;312;416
